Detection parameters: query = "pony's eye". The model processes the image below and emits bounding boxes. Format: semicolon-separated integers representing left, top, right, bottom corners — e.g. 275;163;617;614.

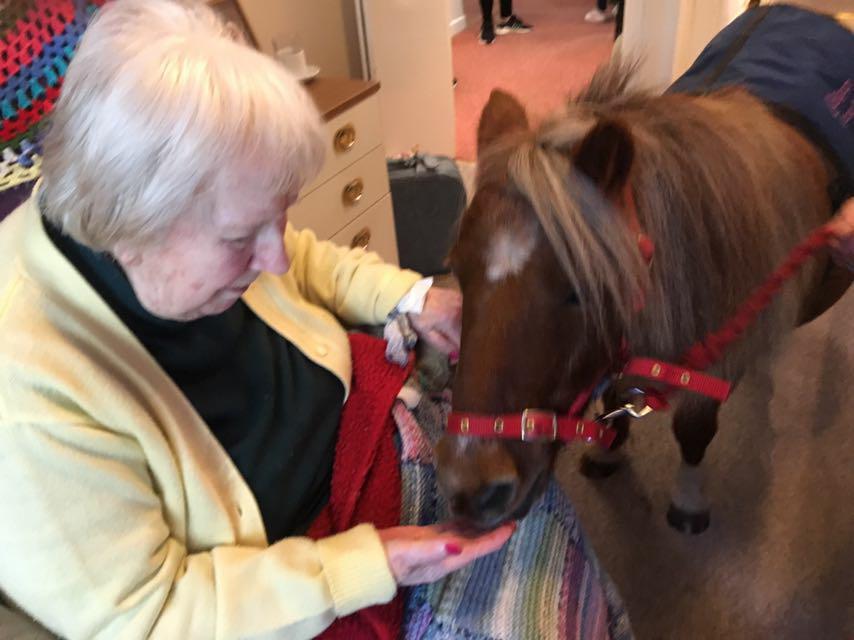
564;291;580;305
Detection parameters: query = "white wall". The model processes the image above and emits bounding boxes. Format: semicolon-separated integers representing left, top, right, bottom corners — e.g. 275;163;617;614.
449;0;467;35
361;0;456;156
238;0;457;156
621;0;747;92
672;0;747;79
238;0;363;78
621;0;682;92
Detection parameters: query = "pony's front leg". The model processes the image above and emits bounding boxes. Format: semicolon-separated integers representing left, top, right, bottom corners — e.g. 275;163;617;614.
668;396;720;534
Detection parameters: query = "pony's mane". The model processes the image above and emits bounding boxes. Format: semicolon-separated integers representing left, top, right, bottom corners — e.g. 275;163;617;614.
502;60;647;346
506;125;645;345
499;60;828;366
573;58;640;106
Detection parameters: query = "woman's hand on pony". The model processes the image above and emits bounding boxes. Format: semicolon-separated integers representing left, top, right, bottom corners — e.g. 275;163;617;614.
408;286;462;356
378;521;516;586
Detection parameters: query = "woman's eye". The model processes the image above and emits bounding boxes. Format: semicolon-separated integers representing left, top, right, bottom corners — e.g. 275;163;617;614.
226;236;251;248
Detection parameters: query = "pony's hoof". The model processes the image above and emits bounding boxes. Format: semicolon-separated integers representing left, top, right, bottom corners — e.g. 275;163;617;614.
666;503;710;535
579;454;622;479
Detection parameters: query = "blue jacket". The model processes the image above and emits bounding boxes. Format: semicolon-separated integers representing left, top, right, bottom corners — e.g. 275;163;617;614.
670;5;853;203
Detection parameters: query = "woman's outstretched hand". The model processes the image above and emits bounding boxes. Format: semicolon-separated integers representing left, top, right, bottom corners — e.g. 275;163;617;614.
378;522;516;586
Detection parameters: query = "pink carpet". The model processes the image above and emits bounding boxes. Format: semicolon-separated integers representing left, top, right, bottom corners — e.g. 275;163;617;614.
453;0;615;161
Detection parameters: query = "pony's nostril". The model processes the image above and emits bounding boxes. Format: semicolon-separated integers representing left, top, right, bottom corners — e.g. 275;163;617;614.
450;494;468;515
475;480;516;516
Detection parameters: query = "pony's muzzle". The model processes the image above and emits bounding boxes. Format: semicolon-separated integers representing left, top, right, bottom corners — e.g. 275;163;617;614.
449;478;519;529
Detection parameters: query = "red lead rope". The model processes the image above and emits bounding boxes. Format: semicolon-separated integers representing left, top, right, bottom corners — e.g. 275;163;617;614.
681;225;835;370
447;224;836;447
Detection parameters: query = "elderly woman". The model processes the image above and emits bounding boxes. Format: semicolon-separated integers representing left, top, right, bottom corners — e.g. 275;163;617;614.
0;1;516;637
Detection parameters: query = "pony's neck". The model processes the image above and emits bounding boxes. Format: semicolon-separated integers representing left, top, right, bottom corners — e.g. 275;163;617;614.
617;90;827;368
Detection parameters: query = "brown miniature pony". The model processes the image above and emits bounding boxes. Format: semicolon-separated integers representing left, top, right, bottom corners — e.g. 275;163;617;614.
434;62;849;534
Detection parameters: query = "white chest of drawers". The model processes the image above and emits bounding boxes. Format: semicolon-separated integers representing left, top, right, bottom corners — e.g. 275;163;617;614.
287;78;399;265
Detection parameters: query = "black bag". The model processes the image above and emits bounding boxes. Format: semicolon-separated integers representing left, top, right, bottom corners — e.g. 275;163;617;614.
388;154;467;276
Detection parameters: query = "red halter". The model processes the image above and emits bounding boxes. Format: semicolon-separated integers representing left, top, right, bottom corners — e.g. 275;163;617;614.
445;357;732;448
446;374;620;448
446;186;835;446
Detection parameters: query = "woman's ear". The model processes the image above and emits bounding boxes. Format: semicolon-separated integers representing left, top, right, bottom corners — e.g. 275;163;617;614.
112;239;142;267
571;118;634;197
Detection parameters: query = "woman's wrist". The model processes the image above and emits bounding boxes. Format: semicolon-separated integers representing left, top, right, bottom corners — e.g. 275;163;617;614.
315;524;397;615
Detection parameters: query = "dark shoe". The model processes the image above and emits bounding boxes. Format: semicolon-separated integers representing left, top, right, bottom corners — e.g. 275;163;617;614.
479;21;495;44
496;14;532;34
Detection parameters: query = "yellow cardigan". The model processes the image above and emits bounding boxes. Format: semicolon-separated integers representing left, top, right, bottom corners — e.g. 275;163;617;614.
0;189;422;639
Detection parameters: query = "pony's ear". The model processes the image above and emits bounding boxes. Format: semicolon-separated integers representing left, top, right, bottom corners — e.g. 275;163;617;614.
477;89;530;157
572;119;634;197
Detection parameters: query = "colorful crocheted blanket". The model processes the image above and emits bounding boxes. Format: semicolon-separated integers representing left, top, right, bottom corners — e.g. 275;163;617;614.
0;0;105;194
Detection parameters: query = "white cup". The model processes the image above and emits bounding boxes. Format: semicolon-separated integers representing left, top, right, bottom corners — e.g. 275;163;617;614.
276;46;307;76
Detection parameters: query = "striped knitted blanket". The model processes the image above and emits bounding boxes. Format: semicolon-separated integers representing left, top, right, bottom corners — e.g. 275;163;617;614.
0;0;105;195
392;353;634;640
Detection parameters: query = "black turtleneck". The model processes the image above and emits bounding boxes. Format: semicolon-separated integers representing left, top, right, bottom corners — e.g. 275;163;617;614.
44;217;343;541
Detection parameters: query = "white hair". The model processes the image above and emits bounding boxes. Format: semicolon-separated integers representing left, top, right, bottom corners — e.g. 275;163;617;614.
41;0;325;251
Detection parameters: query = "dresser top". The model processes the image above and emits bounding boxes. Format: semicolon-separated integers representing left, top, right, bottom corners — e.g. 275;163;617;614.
304;77;380;122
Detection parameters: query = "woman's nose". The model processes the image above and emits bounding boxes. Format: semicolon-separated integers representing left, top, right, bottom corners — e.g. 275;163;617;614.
252;224;290;275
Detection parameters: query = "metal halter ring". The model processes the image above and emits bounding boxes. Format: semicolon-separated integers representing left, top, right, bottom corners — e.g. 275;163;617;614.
596;387;655;422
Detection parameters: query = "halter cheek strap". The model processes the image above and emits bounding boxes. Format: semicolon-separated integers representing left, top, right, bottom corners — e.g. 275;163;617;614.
623;184;655;263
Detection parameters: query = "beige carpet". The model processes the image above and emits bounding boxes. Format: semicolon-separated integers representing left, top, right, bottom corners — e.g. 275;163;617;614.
556;288;854;639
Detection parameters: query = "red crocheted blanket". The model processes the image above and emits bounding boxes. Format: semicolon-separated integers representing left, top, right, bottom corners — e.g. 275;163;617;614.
306;333;414;639
1;1;107;192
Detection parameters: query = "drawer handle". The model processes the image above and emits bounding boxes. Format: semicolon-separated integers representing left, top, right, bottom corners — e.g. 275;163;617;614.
342;178;364;206
334;124;357;153
351;227;371;250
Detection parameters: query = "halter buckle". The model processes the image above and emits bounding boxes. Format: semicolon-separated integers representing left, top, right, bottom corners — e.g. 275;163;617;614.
520;409;558;442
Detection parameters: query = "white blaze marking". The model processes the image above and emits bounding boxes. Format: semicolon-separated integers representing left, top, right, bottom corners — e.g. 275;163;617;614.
485;230;536;282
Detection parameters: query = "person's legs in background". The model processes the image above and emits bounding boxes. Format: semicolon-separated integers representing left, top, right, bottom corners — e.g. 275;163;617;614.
479;0;496;44
495;0;533;35
614;0;624;37
480;0;532;44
